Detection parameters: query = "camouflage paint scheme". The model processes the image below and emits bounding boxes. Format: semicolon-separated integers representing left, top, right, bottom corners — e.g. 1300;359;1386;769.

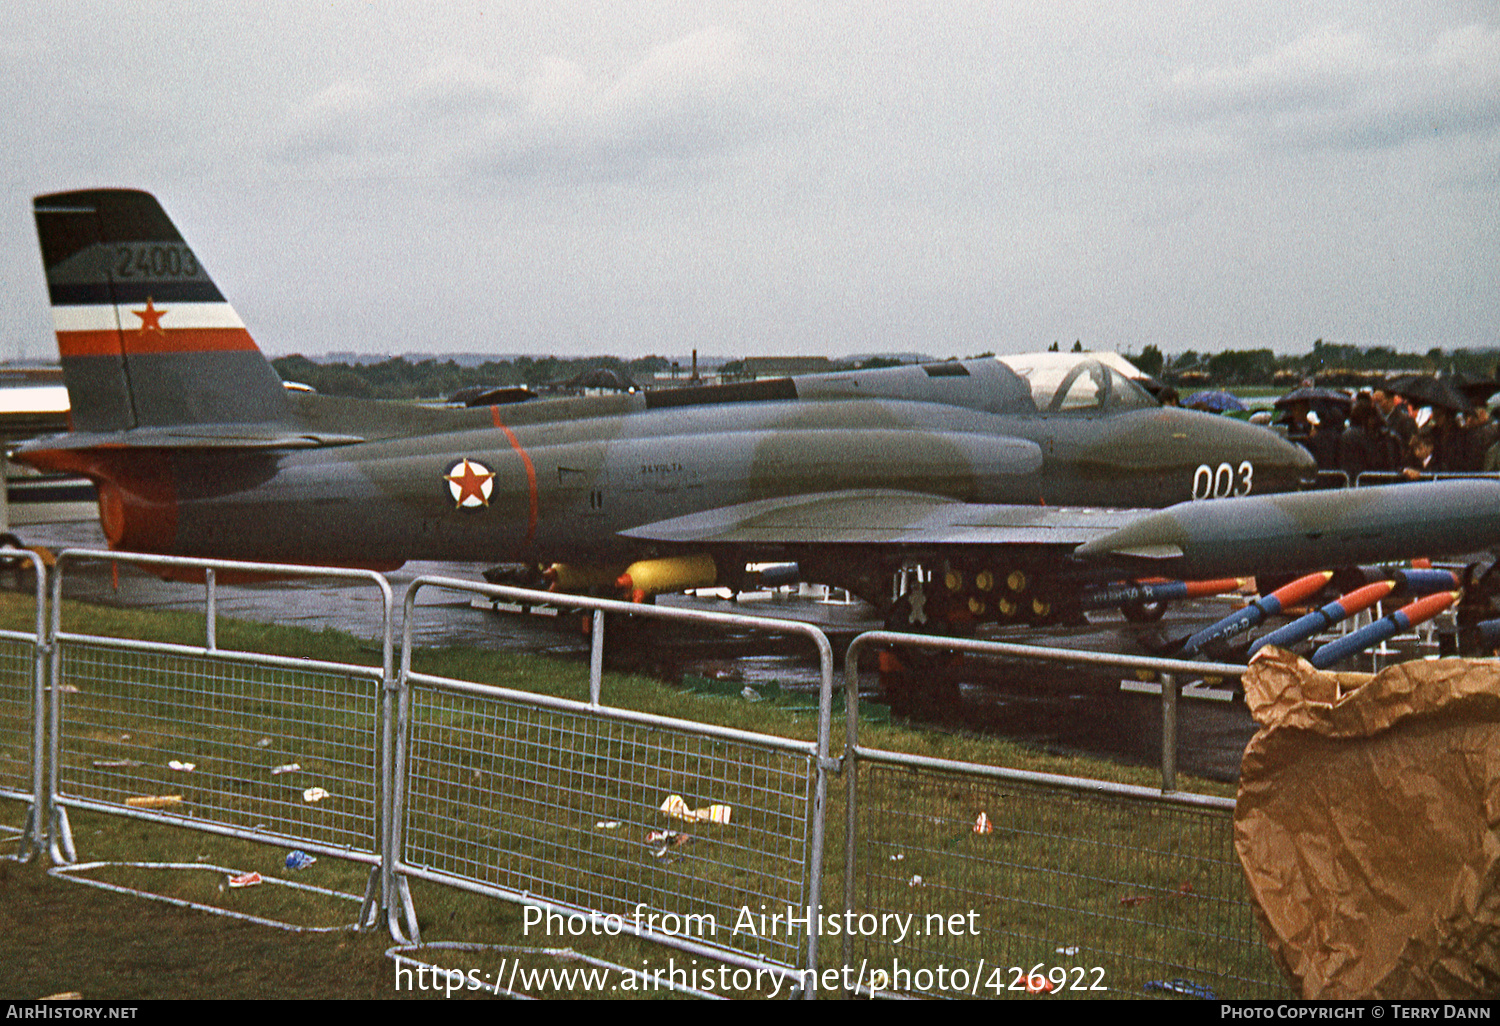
22;189;1500;624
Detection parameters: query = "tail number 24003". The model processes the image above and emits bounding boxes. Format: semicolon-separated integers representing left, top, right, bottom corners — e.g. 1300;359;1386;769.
1192;461;1253;500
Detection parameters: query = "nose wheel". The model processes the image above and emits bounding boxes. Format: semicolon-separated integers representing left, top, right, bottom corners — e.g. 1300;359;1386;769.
1120;597;1168;623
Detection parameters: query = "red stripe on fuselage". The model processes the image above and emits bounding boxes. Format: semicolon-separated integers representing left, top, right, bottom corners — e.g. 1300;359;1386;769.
491;406;539;547
56;327;259;358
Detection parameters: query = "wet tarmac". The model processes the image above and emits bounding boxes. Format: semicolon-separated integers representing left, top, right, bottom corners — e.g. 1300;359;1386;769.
15;520;1262;784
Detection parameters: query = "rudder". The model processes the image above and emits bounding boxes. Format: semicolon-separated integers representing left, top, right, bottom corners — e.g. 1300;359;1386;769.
33;189;292;432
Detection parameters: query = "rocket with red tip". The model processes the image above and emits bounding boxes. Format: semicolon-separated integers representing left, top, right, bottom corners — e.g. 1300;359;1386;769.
1179;570;1333;657
1308;591;1459;669
1248;580;1396;656
1081;577;1245;610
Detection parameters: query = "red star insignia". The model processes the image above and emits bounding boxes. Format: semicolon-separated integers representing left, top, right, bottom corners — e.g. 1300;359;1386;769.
445;459;494;509
132;297;168;333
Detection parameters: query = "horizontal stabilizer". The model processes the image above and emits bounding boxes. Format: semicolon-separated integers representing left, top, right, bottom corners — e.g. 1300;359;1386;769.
15;426;364;455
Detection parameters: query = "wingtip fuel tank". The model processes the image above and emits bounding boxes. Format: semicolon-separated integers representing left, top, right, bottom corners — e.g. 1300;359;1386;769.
1076;480;1500;581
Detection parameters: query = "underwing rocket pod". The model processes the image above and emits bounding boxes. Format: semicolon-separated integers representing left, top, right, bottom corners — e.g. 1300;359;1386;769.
1179;571;1333;657
1248;581;1396;657
617;554;717;603
1308;591;1459;669
1080;577;1245;611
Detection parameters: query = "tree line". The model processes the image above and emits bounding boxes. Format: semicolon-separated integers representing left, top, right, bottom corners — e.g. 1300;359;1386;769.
1122;341;1500;387
271;342;1500;400
270;354;673;400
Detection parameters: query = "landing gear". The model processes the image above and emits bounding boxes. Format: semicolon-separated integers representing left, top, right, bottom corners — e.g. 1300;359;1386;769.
1120;597;1168;623
849;557;1086;715
879;570;965;714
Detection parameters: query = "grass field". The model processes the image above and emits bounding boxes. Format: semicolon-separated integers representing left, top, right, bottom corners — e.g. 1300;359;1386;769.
0;590;1284;1000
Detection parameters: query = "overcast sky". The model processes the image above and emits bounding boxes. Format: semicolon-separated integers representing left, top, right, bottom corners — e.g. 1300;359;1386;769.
2;1;1496;363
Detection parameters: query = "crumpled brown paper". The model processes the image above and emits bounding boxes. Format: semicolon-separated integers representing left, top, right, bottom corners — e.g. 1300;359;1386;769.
1236;647;1500;999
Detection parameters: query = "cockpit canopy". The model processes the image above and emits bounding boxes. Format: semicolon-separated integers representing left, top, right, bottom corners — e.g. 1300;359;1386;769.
996;353;1158;414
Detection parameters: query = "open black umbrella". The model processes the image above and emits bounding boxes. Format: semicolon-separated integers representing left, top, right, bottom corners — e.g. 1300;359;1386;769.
1274;386;1353;427
1449;372;1500;409
1384;374;1472;412
1133;373;1170;400
1273;386;1353;409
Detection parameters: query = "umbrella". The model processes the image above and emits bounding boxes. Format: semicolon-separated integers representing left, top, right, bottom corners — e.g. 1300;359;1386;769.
1182;390;1247;413
1383;374;1472;412
1449;372;1500;409
1273;386;1353;409
558;368;640;392
1274;386;1352;427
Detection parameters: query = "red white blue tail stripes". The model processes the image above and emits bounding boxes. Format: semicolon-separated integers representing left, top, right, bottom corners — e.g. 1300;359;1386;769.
34;189;289;431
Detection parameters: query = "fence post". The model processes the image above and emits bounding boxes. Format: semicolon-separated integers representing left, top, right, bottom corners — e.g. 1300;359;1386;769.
204;567;216;651
1160;672;1178;793
589;609;605;707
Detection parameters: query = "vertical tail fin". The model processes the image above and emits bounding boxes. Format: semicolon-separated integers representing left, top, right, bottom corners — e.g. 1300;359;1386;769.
33;189;292;432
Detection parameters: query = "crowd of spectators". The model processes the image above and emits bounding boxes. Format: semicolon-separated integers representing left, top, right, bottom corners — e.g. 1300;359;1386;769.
1267;383;1500;482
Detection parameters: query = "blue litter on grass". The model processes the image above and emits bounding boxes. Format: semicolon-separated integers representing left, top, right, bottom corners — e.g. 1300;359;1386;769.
285;849;317;870
1144;978;1217;999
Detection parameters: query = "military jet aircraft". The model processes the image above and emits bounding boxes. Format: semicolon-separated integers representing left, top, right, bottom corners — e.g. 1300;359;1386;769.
20;188;1500;629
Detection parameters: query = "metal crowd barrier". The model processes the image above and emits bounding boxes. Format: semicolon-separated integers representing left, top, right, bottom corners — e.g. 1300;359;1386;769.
841;630;1285;999
389;576;837;988
15;551;1296;997
43;549;395;927
850;630;1245;792
0;548;49;861
1355;470;1500;487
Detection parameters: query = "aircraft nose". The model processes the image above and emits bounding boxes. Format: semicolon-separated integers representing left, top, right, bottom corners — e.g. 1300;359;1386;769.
1176;408;1320;493
1245;417;1319;486
1291;438;1318;477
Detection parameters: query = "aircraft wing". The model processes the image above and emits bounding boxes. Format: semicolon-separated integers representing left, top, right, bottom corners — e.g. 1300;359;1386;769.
622;479;1500;581
619;490;1137;548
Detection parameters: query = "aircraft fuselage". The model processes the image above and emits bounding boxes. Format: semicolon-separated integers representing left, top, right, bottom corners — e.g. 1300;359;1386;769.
104;364;1313;571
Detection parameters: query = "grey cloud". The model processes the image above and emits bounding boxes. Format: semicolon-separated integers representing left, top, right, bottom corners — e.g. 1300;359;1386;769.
272;80;384;163
268;27;786;182
479;27;782;181
1163;23;1500;150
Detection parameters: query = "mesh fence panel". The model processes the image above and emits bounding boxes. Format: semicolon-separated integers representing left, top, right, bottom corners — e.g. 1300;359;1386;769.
0;637;38;802
55;641;381;858
400;681;815;967
847;759;1290;999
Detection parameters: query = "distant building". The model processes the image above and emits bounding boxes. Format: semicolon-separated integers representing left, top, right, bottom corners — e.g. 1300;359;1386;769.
734;357;834;380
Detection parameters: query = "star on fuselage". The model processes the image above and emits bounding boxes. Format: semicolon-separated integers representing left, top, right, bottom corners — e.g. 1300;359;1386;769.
445;459;494;509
